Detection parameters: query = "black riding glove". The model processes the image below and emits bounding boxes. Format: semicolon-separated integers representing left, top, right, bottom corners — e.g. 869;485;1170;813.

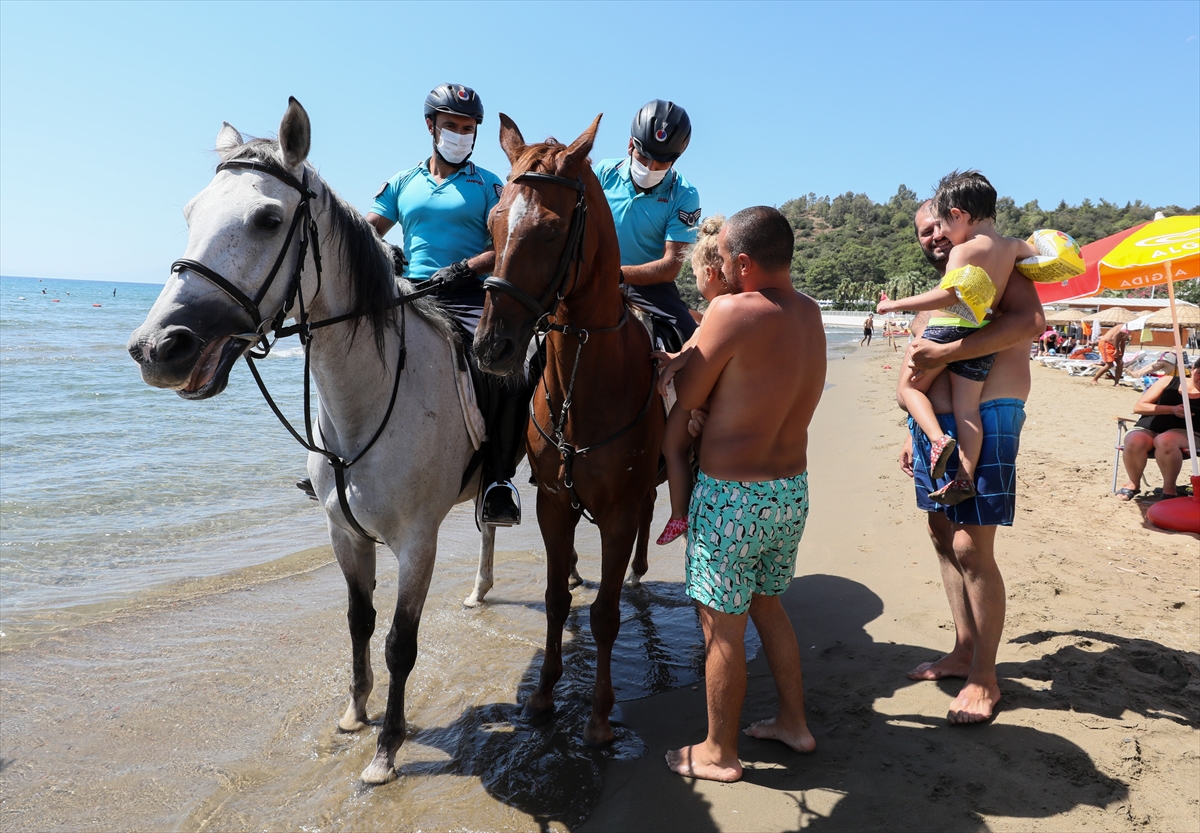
430;259;476;288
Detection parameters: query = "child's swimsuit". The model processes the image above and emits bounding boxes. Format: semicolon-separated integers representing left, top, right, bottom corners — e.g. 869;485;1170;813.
685;470;809;615
924;264;999;383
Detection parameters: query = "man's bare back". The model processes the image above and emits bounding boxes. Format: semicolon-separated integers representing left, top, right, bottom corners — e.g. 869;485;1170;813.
674;285;825;481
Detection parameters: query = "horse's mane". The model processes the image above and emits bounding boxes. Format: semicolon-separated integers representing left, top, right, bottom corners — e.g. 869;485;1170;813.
219;139;456;355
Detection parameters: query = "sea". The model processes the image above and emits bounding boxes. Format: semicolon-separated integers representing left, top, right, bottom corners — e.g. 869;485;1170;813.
0;274;863;827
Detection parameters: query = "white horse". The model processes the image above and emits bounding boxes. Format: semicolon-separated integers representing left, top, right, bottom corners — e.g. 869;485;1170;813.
128;98;498;784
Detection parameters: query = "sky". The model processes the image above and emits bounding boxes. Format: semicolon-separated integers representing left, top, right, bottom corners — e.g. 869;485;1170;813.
1;0;1198;284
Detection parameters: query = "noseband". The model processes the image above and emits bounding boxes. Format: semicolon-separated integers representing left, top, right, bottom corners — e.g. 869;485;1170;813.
482;171;587;327
170;158;323;357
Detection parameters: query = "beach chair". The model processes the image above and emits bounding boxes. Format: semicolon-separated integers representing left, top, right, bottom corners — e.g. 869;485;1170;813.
1112;415;1193;494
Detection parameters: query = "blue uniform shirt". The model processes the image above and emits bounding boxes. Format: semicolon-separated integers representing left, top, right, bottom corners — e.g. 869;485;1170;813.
594;157;701;340
593;157;701;266
370;160;504;282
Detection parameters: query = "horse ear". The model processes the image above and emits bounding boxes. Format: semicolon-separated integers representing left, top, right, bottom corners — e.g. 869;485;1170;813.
562;114;601;173
216;122;243;153
498;113;526;164
279;96;311;169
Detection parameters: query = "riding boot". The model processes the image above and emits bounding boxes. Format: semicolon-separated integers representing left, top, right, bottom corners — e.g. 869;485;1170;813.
478;374;531;527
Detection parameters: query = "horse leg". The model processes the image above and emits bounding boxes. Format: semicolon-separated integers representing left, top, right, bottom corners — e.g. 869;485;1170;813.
625;487;655;587
464;523;497;607
361;531;437;785
585;514;640;744
569;548;584;589
524;492;577;722
331;526;378;733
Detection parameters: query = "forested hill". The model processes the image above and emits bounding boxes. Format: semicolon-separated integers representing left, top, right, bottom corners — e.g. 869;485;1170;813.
675;185;1199;309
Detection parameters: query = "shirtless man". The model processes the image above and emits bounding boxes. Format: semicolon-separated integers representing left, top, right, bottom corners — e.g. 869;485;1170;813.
1092;323;1131;385
900;201;1044;723
658;206;825;782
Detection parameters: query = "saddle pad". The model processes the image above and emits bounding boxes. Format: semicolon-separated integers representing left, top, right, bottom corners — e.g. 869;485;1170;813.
451;338;486;450
629;303;674;418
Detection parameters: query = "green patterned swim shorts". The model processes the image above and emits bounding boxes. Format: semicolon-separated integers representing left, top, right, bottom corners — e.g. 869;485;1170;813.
685;470;809;615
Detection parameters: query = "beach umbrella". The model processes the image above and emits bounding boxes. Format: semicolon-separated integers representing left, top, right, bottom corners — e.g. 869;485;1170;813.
1144;304;1200;328
1043;307;1086;325
1095;307;1138;326
1034;216;1200;304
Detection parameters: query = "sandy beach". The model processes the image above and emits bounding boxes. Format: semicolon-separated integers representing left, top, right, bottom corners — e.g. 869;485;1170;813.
2;343;1197;832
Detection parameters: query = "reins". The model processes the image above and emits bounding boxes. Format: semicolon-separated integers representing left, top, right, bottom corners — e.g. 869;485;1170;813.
172;156;444;543
488;170;655;523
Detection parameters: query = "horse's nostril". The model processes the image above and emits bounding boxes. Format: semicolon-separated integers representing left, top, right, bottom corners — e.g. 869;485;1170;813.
153;326;203;365
490;338;517;366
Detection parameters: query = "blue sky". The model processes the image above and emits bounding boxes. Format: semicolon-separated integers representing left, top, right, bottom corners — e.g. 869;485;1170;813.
1;0;1197;283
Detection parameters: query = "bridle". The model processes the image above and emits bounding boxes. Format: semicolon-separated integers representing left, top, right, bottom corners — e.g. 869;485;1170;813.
482;171;588;325
483;169;654;522
170;156;442;543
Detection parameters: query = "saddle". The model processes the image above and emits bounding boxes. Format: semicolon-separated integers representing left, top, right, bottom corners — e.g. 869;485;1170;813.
626;300;686;354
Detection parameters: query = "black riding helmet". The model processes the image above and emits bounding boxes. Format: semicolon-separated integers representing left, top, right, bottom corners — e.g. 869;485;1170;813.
424;83;485;124
630;99;691;163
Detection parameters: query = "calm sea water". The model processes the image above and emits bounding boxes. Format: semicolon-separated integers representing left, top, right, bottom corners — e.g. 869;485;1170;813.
0;274;861;639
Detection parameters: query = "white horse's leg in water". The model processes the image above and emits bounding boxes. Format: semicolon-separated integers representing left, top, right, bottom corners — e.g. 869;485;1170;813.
464;524;496;606
360;525;440;785
330;524;378;732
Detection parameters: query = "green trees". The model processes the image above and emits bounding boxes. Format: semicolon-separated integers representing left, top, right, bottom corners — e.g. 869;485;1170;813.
677;188;1198;311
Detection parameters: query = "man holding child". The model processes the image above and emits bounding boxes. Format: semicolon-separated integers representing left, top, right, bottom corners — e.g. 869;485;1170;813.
658;206;824;782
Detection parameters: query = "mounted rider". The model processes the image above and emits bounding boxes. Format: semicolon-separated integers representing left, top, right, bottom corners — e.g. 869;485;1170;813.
594;99;701;349
364;83;527;526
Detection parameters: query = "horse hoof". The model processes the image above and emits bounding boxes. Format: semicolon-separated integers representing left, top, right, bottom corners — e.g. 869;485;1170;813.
338;716;369;733
568;571;584;589
522;700;555;727
583;722;615;746
624;569;643;588
360;756;396;785
463;593;482;608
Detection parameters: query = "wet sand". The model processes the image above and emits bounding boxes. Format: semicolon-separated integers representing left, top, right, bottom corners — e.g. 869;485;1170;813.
3;346;1198;831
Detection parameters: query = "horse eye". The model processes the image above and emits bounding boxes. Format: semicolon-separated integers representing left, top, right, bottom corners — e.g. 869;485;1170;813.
254;211;283;231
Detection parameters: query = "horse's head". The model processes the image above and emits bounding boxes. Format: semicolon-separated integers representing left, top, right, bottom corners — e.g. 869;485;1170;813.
475;114;603;376
128;97;318;399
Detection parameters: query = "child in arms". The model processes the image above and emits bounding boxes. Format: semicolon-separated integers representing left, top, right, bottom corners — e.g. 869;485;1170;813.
878;170;1036;505
655;215;728;544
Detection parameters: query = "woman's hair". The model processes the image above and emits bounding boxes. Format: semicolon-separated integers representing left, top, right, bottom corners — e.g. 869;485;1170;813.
686;214;725;272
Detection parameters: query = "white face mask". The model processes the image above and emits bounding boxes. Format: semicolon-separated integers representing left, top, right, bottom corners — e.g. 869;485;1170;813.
629;154;669;189
436;128;475;164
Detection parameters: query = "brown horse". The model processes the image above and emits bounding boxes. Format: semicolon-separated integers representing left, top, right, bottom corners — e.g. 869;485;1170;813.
474;114;665;743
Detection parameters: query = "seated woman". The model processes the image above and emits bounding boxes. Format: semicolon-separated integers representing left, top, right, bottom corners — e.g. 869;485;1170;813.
1116;367;1200;500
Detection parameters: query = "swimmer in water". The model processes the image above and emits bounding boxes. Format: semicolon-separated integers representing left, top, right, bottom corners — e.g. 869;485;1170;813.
878;170;1036;506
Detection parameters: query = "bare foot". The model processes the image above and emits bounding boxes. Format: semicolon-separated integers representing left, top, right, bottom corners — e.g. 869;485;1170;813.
907;654;971;681
665;743;742;782
947;681;1001;725
743;718;816;754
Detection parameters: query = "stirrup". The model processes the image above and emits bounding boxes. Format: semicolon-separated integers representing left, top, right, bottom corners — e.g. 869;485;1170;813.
477;480;522;528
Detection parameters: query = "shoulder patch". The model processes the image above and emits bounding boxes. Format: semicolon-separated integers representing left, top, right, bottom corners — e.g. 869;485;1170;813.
493;183;504;199
374;181;388;200
679;208;702;227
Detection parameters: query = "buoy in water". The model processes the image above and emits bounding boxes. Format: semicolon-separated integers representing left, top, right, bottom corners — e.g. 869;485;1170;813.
52;299;60;302
92;303;102;307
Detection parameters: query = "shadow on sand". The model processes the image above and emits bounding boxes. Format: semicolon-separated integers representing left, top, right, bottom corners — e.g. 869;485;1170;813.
577;574;1200;832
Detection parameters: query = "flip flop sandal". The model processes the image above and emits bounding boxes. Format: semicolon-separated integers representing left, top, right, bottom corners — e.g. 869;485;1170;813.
929;479;977;506
929;435;958;480
1114;487;1140;501
656;517;688;546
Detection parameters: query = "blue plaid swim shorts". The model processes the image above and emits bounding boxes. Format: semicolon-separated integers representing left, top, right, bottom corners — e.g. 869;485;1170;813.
685;470;809;614
909;398;1026;526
